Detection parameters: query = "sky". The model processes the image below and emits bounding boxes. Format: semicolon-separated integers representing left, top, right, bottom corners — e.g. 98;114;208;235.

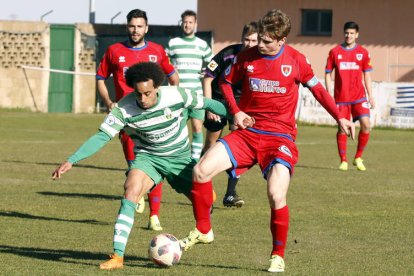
0;0;197;25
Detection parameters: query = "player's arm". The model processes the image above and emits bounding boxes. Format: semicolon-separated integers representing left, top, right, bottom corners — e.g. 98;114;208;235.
52;131;112;180
202;98;227;117
167;71;179;86
324;71;334;94
324;50;335;95
306;77;355;139
97;79;116;111
364;71;375;109
203;76;221;121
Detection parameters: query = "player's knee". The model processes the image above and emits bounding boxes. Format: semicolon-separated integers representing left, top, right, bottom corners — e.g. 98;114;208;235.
268;192;287;209
193;163;209;182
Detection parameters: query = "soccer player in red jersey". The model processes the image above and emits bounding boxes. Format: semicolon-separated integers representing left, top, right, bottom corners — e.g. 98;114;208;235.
96;9;179;231
325;21;374;171
180;9;355;272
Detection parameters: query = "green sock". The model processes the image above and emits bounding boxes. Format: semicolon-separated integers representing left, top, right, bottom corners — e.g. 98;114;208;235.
113;198;136;257
191;132;203;160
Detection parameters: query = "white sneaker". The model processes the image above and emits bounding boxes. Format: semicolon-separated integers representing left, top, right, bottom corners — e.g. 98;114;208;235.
179;228;214;251
268;255;285;273
148;215;163;231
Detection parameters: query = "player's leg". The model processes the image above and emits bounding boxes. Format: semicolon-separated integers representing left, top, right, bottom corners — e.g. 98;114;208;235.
190;117;204;161
100;168;155;270
266;164;290;273
336;105;351;171
180;141;233;251
353;102;371;170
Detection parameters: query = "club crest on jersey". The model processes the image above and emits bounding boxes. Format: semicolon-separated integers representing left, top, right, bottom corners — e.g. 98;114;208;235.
356;54;363;61
338;54;342;60
281;65;292;77
207;60;218;71
119;56;126;63
279;145;292;158
164;107;173;120
149;55;157;62
105;114;116;126
247;65;254;73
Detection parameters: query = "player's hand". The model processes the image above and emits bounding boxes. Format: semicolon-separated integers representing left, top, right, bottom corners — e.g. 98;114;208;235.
369;97;376;109
106;101;117;112
338;118;355;140
233;111;254;129
52;161;73;180
206;111;221;122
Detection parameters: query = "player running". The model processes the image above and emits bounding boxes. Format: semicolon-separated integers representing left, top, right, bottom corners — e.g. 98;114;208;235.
96;9;179;231
52;62;227;270
179;10;355;273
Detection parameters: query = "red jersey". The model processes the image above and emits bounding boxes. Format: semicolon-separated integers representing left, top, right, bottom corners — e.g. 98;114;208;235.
325;44;373;103
97;40;175;101
223;45;318;138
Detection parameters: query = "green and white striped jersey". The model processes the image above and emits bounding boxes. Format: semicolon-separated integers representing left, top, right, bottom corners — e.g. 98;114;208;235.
167;36;212;94
99;86;205;157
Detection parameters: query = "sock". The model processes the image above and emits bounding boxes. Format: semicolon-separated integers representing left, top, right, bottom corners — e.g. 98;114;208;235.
113;198;136;257
270;205;289;258
225;176;240;196
192;180;213;234
355;132;370;159
191;132;203;160
120;131;135;162
148;183;162;217
337;133;348;162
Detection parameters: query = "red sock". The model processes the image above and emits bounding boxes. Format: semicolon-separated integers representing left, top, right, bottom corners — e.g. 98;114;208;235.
270;206;289;258
355;132;370;159
192;180;213;234
337;133;348;162
148;183;162;217
120;131;135;161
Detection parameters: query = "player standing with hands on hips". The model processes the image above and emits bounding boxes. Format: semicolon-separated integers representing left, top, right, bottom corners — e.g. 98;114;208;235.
96;9;179;231
325;21;374;171
179;9;355;273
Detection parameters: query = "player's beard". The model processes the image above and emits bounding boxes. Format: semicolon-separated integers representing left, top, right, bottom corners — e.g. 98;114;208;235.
128;33;145;47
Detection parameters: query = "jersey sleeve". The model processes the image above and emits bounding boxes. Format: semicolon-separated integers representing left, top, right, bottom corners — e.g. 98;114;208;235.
325;49;335;73
158;46;176;77
362;49;373;72
96;49;112;80
99;107;126;138
203;43;213;64
297;53;316;84
205;50;224;78
178;87;204;110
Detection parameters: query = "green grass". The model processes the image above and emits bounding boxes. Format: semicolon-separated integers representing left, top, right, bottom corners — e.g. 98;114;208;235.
0;110;413;275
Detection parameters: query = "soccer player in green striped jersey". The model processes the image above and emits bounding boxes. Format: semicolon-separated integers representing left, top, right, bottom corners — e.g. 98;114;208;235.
167;10;213;161
51;62;227;270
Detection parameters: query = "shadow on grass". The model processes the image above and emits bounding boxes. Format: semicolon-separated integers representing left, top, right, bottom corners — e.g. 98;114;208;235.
38;191;121;201
0;211;109;225
296;164;333;170
0;245;145;267
1;159;124;172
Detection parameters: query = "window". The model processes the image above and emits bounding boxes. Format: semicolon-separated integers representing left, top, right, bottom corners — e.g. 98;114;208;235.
301;9;332;36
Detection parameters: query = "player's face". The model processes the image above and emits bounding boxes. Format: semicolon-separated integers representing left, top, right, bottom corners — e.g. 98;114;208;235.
127;17;148;47
242;33;258;49
257;34;285;55
344;29;359;46
181;15;197;36
134;79;158;109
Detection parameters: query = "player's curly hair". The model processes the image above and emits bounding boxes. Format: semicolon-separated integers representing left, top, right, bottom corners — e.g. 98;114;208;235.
258;9;291;41
125;62;166;88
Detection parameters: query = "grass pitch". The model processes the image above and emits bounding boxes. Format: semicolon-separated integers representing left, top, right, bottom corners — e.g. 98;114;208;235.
0;110;413;275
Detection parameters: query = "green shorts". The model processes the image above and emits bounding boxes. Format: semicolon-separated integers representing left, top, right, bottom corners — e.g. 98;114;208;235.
188;108;205;120
130;153;196;195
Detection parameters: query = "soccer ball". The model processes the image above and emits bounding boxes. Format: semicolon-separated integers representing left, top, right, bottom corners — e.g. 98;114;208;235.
148;233;182;267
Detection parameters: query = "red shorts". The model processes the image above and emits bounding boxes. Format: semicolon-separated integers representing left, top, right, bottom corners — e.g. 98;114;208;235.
337;99;370;122
219;129;298;179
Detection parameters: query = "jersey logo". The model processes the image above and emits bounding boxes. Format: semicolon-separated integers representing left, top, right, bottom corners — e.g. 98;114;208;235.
338;54;342;60
225;64;232;76
164;107;173;120
247;65;254;73
279;145;292;158
105;114;116;126
339;62;359;70
119;56;126;63
149;55;157;62
207;60;218;71
281;65;292;77
356;54;363;61
249;78;287;93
